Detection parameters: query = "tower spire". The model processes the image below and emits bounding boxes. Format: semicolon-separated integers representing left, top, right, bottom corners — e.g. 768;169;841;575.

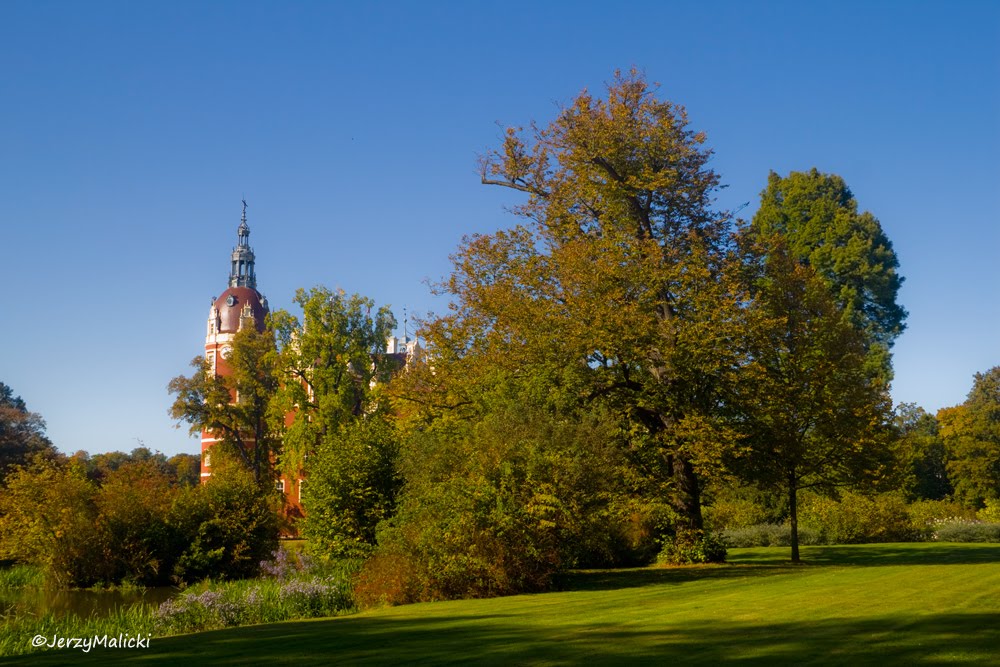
230;200;256;288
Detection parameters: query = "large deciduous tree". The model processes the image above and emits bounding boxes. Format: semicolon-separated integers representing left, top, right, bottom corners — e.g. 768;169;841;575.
750;169;906;379
735;238;894;562
418;69;742;531
270;287;400;556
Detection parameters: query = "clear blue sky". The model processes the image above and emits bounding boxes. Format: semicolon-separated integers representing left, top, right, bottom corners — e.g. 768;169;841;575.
1;1;997;457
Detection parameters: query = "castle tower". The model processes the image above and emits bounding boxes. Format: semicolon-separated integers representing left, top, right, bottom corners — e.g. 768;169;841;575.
200;201;270;482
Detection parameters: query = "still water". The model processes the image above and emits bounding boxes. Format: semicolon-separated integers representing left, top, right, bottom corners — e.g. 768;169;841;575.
0;587;178;619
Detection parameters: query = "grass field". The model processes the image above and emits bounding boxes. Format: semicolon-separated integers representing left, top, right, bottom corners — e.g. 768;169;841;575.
5;543;1000;665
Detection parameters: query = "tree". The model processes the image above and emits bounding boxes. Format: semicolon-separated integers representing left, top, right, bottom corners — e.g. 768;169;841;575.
168;325;281;483
301;417;400;557
939;368;1000;508
893;403;951;501
0;381;57;480
270;287;397;474
75;446;175;484
735;239;894;563
419;69;741;531
167;453;201;487
0;457;103;586
270;287;400;554
750;169;906;378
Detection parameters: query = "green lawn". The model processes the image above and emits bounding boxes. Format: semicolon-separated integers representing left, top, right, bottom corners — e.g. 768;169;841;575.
7;543;1000;665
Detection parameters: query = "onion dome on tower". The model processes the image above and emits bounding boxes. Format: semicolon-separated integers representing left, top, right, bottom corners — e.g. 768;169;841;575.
206;200;269;342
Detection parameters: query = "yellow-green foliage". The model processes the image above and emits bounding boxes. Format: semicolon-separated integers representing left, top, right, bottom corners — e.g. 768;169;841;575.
977;498;1000;523
799;491;918;544
908;498;976;529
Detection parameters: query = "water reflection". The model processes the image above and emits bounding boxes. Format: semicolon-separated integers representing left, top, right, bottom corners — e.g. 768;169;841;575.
0;587;177;619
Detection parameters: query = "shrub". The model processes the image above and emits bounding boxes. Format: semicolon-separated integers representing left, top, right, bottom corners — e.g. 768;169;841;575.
657;530;727;565
95;461;179;585
365;473;563;603
703;486;786;532
932;520;1000;543
906;499;974;539
721;523;821;548
352;552;425;607
358;401;631;605
301;417;401;560
168;465;279;583
0;459;105;586
154;574;353;636
799;491;919;544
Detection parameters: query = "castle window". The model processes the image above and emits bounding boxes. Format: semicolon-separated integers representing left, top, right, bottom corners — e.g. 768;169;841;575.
276;479;285;493
298;479;305;503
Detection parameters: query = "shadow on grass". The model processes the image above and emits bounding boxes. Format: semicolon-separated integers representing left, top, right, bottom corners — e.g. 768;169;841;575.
560;544;1000;592
786;543;1000;568
10;611;1000;666
557;562;799;592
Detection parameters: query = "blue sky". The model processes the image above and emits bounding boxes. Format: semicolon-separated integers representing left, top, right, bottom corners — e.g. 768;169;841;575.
1;1;997;457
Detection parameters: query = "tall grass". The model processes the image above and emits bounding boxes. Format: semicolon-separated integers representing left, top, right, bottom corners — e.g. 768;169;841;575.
0;565;45;590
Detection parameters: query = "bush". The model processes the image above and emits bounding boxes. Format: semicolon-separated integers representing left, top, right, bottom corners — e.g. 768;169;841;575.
721;523;821;548
799;491;919;544
168;465;279;583
908;498;975;525
657;530;727;565
301;418;401;560
95;461;179;585
932;520;1000;543
0;459;105;586
358;399;634;605
361;471;563;604
703;486;786;532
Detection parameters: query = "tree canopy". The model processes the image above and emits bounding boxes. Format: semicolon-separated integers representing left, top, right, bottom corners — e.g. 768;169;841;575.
939;367;1000;508
168;325;281;483
269;287;400;557
419;68;743;531
0;381;56;480
750;169;906;378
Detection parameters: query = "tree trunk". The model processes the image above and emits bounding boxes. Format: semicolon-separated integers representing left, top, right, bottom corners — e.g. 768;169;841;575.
671;454;704;531
788;474;800;563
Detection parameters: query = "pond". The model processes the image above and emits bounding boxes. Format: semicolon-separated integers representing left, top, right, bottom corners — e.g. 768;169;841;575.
0;586;178;619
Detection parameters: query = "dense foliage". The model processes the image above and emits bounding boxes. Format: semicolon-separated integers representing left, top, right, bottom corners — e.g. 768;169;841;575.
750;168;906;379
0;457;278;586
21;71;1000;606
270;287;401;557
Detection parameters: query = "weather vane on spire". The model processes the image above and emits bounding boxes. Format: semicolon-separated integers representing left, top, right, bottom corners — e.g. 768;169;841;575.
241;198;248;222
